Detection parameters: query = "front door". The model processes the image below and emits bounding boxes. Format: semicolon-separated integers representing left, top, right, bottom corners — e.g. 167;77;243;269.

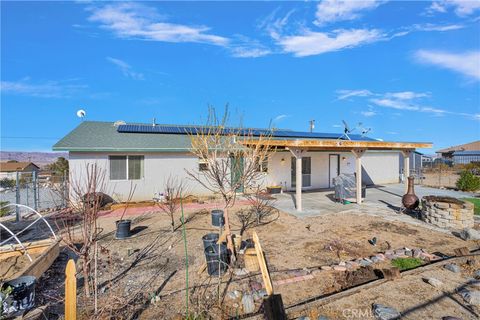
329;154;340;188
291;157;311;188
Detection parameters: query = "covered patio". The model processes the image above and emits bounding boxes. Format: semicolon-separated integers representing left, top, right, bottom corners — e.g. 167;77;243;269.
243;138;432;212
271;183;476;218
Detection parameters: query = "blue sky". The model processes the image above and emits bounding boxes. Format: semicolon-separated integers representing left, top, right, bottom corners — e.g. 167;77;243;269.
1;1;479;153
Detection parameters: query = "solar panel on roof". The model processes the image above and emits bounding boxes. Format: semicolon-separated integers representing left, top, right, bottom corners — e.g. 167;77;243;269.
116;124;375;141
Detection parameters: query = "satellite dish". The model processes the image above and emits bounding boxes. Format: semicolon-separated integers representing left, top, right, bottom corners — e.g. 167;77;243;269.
77;109;86;119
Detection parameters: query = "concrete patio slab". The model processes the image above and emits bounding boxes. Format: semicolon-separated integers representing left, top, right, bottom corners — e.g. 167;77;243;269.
272;183;476;218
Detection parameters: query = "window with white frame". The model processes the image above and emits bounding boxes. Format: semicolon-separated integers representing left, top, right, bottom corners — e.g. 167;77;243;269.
109;155;144;180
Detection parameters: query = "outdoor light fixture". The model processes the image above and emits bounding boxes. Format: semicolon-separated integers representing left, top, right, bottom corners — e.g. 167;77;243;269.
342;156;347;161
281;158;285;164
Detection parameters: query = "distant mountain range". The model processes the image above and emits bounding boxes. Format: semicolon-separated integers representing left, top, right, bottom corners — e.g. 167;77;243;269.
0;151;68;167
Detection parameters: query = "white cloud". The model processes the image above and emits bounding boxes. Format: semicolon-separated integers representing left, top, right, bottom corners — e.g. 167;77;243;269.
415;50;480;80
278;29;384;57
229;36;271;58
385;91;429;100
427;0;480;17
273;114;289;123
361;110;377;117
87;2;229;46
314;0;385;25
1;78;87;98
336;89;373;100
414;23;465;32
370;98;419;111
106;57;144;80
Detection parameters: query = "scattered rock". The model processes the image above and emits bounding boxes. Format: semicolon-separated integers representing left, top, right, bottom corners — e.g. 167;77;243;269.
339;261;346;266
459;228;480;241
375;253;386;261
317;317;330;320
444;264;461;273
385;253;395;260
405;249;413;257
333;265;347;271
412;249;422;258
442;317;462;320
467;278;480;288
394;249;405;256
234;268;249;276
372;303;401;320
249;281;262;291
474;270;480;279
253;289;267;301
423;277;443;288
371;256;381;263
242;294;255;313
459;289;480;306
321;266;332;271
227;290;242;300
297;317;311;320
359;259;372;267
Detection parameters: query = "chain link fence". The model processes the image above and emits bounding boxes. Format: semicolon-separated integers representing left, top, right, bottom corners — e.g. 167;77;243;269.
0;171;68;219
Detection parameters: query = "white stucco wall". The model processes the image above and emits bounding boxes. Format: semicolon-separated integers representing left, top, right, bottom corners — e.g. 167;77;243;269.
362;151;400;185
69;152;212;201
69;150;399;201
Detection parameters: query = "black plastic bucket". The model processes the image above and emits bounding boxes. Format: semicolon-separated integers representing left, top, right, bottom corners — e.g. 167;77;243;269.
211;209;224;227
204;244;229;276
1;275;36;317
116;219;131;239
202;233;219;250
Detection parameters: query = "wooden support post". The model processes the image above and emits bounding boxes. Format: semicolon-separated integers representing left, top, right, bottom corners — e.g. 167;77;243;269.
252;231;273;295
289;148;305;212
65;259;77;320
352;149;365;204
252;231;286;320
402;150;412;194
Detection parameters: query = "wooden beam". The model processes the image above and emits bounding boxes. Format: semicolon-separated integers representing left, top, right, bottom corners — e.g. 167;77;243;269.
242;139;432;150
252;231;274;296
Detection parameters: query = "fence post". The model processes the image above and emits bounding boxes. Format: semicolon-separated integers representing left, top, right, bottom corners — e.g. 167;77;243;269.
15;171;20;222
65;259;77;320
33;171;38;211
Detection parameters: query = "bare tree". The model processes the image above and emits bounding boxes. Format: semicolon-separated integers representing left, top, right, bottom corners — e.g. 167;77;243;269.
154;174;187;232
56;163;106;298
186;106;274;256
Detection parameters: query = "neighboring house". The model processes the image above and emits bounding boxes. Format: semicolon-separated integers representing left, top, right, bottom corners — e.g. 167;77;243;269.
452;151;480;164
0;161;40;180
436;140;480;162
399;151;433;175
53;121;430;208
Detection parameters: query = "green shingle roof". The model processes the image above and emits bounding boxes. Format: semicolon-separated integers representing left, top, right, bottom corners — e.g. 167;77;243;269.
53;121;192;152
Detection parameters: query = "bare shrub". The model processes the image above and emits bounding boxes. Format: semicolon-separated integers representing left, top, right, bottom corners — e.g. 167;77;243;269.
56;163;105;298
186;106;273;254
154;175;187;232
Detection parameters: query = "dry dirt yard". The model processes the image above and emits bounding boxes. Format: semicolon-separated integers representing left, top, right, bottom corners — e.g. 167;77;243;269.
36;203;479;319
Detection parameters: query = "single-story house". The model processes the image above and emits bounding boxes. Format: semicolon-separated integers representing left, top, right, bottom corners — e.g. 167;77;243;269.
53;121;431;211
437;140;480;161
0;161;40;180
452;151;480;164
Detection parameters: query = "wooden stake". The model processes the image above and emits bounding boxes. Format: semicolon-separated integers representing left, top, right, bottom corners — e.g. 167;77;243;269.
65;259;77;320
252;231;273;295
